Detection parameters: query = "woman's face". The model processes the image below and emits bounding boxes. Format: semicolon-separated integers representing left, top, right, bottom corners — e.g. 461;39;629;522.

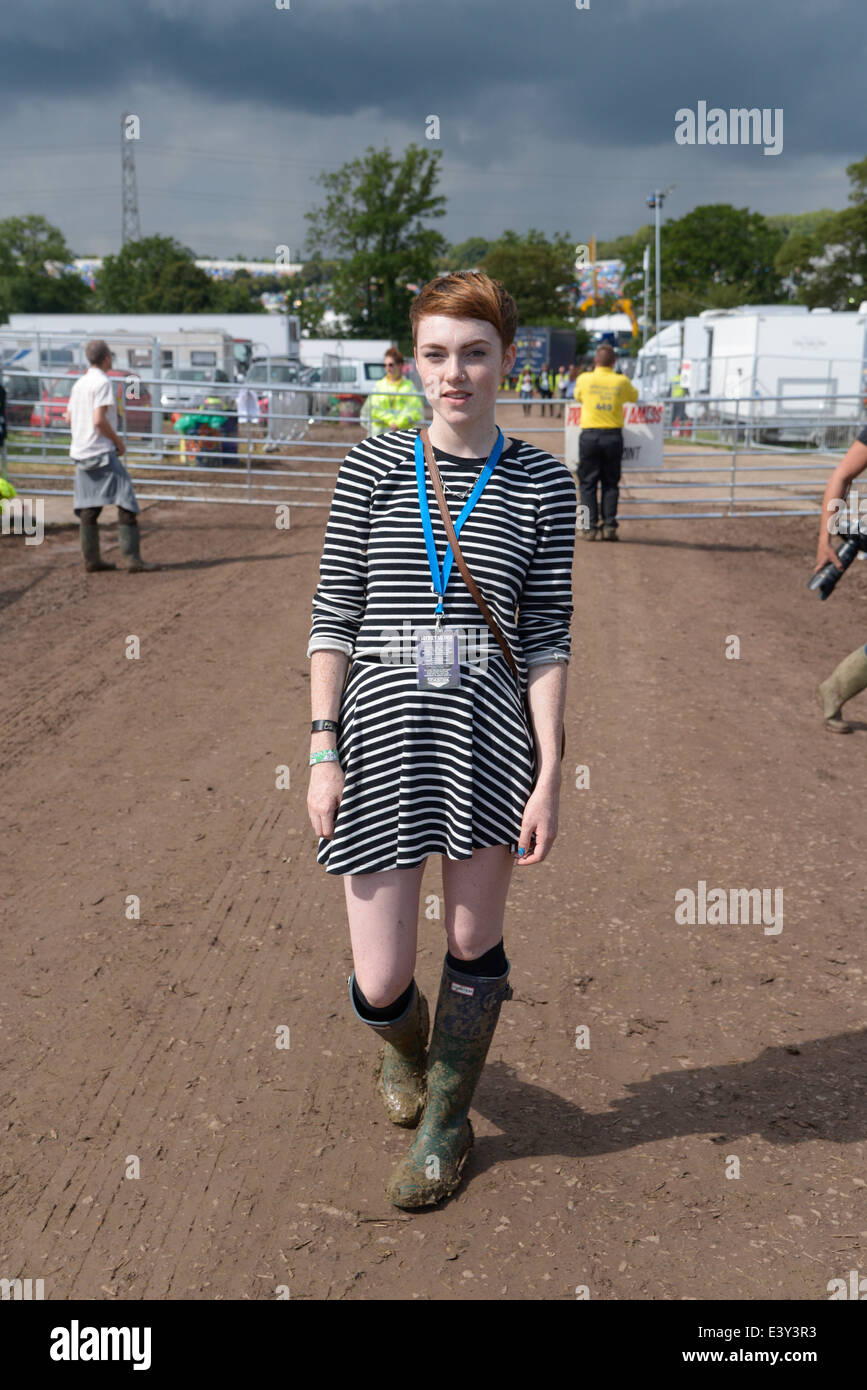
385;357;402;380
414;315;516;429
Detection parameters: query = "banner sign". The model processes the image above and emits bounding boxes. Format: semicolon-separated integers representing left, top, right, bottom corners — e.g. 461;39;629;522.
564;401;664;472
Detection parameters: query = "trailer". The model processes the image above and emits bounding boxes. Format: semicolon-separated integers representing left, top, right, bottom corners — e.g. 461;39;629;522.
5;312;302;377
1;322;262;450
634;310;760;400
297;338;395;368
706;308;867;440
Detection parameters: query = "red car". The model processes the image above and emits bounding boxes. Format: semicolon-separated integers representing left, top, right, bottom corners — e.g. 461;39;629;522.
30;369;153;435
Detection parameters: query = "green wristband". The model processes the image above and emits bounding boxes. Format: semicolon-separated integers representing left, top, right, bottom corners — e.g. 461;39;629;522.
309;748;340;766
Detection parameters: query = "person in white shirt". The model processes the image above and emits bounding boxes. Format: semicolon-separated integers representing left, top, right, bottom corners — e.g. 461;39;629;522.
63;339;158;572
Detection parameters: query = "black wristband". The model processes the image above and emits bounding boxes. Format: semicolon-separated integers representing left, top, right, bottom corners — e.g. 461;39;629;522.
311;719;339;732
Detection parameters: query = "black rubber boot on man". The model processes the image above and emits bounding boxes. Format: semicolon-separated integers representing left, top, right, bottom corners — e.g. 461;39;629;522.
384;954;512;1209
80;518;116;572
118;521;160;572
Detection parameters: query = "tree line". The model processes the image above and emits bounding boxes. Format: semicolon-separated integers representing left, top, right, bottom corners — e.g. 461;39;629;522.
1;146;865;352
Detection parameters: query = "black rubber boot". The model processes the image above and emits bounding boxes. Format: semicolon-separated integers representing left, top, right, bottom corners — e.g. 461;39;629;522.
80;518;116;572
384;954;512;1209
118;521;160;572
349;974;430;1128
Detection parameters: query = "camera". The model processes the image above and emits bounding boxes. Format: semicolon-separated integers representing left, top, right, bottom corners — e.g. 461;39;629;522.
808;514;867;600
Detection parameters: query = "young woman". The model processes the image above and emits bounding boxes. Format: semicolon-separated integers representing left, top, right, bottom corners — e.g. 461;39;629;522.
306;271;577;1208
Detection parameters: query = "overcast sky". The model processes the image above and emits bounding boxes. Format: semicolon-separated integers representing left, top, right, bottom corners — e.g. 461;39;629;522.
2;0;862;260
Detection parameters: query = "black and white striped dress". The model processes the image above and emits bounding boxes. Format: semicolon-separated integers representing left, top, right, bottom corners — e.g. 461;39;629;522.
307;428;577;876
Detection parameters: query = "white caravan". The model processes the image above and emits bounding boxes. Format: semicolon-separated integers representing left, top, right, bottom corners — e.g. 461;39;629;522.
6;312;302;377
704;309;867;437
633;309;806;400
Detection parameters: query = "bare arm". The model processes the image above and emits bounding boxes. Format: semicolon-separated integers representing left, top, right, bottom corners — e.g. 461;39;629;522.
306;649;349;840
516;660;567;866
814;438;867;572
526;661;567;782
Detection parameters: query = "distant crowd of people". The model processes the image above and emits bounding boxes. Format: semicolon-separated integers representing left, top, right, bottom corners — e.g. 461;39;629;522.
498;359;626;417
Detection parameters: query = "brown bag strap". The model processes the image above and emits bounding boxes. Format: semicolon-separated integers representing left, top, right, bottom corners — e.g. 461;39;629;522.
418;424;519;679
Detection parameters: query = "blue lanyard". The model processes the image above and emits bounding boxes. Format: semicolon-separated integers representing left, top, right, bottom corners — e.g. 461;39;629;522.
414;428;504;618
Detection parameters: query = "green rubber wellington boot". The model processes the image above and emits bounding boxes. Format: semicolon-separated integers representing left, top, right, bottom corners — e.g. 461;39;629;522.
384;955;512;1209
349;974;430;1128
816;645;867;733
118;521;160;572
80;518;116;572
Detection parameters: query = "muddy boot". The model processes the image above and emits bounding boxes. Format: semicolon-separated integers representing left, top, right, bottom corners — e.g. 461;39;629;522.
118;521;160;572
601;524;619;542
384;955;512;1209
349;974;429;1128
817;646;867;733
80;518;116;572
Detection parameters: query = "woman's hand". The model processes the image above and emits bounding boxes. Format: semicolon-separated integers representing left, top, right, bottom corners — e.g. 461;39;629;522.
514;774;560;865
307;763;345;840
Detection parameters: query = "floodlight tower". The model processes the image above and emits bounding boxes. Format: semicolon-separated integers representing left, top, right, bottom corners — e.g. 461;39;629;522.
646;185;675;343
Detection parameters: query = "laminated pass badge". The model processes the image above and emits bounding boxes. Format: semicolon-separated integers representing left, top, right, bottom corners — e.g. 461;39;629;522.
416;624;461;689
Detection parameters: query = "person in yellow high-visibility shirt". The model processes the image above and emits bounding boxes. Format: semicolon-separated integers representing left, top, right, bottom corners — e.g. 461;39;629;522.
670;369;688;434
573;344;638;541
366;348;424;436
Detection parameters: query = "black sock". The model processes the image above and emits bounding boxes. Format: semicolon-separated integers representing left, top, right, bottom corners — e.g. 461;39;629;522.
447;938;507;977
352;975;414;1022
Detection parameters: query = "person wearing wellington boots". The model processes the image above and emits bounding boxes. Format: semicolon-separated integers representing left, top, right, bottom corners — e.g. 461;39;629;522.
64;340;159;574
306;271;576;1208
814;426;867;731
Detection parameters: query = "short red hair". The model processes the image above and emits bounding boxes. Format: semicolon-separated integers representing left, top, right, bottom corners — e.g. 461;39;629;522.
410;271;518;350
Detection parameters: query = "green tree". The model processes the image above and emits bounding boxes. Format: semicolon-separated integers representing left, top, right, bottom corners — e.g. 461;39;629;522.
304;144;448;339
773;158;867;308
287;259;338;337
95;235;216;312
210;271;269;313
439;236;491;272
481;228;576;324
635;204;786;318
767;209;838;240
0;214;90;321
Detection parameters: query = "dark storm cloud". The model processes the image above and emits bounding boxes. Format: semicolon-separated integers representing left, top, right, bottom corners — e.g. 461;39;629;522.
4;0;862;158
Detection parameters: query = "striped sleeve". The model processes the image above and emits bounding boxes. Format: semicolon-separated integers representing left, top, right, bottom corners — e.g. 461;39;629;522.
307;445;372;658
517;463;577;667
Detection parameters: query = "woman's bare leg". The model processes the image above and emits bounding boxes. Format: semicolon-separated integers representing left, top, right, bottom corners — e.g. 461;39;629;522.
344;861;426;1008
441;843;515;962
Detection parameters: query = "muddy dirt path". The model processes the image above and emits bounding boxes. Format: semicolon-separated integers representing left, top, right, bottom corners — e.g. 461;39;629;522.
2;493;864;1300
